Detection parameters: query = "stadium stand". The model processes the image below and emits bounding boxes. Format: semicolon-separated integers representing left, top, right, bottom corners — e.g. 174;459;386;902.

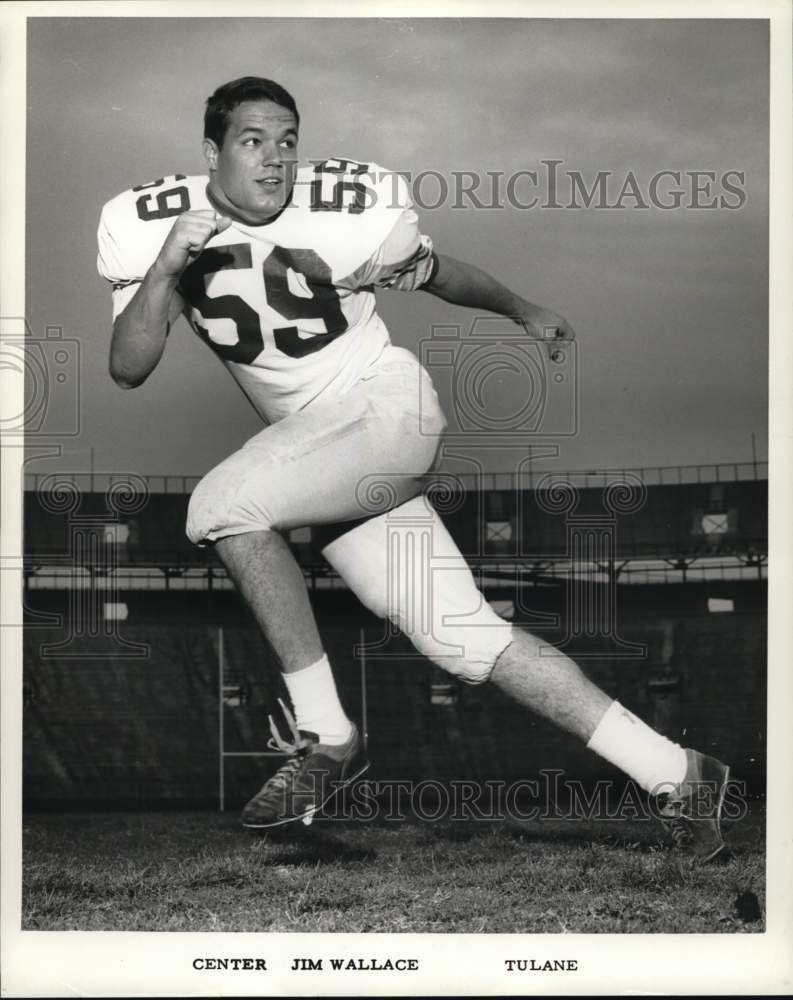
21;463;767;807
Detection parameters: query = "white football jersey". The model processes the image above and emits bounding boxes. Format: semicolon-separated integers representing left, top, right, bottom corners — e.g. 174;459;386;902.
97;160;436;423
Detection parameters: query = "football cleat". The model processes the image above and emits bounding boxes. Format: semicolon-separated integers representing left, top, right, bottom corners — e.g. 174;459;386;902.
241;700;369;829
655;749;731;862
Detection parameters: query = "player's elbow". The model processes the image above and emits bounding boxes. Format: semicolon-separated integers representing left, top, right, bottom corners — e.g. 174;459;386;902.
109;357;146;390
111;372;144;390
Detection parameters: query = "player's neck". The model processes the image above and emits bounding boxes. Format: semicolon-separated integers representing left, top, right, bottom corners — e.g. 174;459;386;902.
205;180;294;227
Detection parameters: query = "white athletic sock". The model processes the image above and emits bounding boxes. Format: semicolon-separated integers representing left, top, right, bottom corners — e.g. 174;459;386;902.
282;655;352;746
586;700;687;794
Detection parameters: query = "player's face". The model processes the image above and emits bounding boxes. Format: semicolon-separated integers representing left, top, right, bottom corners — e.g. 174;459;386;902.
204;100;298;224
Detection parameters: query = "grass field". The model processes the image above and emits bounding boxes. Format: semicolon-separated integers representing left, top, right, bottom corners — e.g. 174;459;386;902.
22;800;765;933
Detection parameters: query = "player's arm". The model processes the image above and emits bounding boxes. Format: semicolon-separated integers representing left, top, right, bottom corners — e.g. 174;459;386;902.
422;252;575;341
108;210;230;389
349;181;574;341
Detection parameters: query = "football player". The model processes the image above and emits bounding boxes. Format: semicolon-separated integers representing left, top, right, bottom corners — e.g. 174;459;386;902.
98;77;730;859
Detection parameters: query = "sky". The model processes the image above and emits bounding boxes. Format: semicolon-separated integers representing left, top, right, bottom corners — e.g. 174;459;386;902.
24;16;769;479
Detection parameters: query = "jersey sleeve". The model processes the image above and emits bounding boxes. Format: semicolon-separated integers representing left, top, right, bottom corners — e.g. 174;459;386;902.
338;175;438;292
97;208;141;320
97;194;185;323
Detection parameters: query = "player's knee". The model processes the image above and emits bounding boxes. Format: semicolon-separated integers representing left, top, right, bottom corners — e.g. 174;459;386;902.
402;610;515;686
427;649;495;685
186;464;277;546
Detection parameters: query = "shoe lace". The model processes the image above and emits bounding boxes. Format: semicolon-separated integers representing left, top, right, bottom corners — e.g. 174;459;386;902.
259;753;303;794
250;700;314;797
266;698;313;755
657;793;694;847
667;817;694;848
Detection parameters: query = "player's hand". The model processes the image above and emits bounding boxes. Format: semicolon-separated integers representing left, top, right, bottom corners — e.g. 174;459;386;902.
514;305;575;344
153;210;232;278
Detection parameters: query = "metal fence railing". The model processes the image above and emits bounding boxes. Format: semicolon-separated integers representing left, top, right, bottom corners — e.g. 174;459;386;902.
23;473;203;495
24;555;767;591
23;461;768;495
451;461;768;492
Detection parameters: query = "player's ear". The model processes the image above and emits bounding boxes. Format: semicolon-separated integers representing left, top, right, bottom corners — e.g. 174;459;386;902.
203;137;220;172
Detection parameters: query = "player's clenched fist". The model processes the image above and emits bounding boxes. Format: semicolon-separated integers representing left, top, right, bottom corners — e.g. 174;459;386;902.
154;210;232;278
514;305;575;342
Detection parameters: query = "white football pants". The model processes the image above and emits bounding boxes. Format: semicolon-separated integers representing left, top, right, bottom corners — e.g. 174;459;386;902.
186;346;514;682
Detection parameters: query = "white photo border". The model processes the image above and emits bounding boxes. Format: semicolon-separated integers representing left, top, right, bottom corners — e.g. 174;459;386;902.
2;0;791;996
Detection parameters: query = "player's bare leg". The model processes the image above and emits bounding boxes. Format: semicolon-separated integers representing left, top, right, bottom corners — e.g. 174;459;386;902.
490;631;693;792
490;631;729;859
324;497;732;859
215;528;353;740
215;529;366;828
193;353;443;827
489;631;612;740
215;530;323;674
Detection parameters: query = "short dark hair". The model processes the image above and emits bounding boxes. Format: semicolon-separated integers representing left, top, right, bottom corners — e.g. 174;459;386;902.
204;77;300;147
